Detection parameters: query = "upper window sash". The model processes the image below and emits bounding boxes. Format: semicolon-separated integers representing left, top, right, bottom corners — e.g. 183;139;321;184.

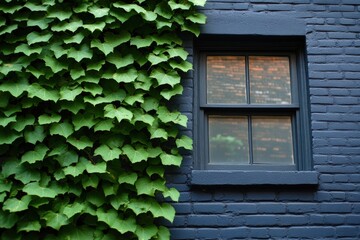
199;52;299;108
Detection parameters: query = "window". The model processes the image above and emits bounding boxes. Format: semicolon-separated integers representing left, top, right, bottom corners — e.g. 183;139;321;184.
195;37;313;173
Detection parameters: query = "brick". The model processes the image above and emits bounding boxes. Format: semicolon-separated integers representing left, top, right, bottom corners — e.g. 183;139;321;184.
244;215;279;226
257;203;286;213
226;203;258;214
172;203;192;214
336;226;359;237
288;226;335;238
219;227;250;239
324;214;346;225
278;215;309;226
319;203;352;213
193;203;225;214
287;203;318;213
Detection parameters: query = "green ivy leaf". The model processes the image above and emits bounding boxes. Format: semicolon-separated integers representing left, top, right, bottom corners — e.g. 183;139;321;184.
122;145;149;163
0;210;18;229
50;121;73;138
27;31;52;45
170;60;193;72
63;159;86;178
163;187;180;202
14;43;42;56
67;44;93;62
141;97;159;112
94;119;114;132
168;0;191;10
135;177;165;196
104;104;133;123
154;2;173;19
3;195;32;212
82;175;99;190
89;6;109;18
157;226;171;240
160;153;182;166
67;136;93;150
63;31;85;43
86;161;107;174
70;66;85;80
150;68;181;87
27;83;60;102
118;172;138;185
42;211;69;230
97;209;137;234
160;84;183;100
189;0;207;7
130;36;153;48
54;150;78;167
148;53;168;65
0;128;20;144
91;31;131;55
38;113;61;125
43;53;68;73
146;165;164;177
51;20;83;32
17;220;41;232
23;182;58;198
48;8;72;21
94;144;122;162
176;135;193;150
16;168;41;184
133;113;155;126
157;106;188;127
106;53;134;69
186;12;207;24
0;79;29;97
151;202;176;222
62;201;84;219
83;22;106;32
12;114;35;131
135;224;158;240
27;18;53;30
0;115;16;127
103;67;138;83
110;193;129;210
21;144;49;164
24;126;46;144
72;112;98;130
167;47;189;60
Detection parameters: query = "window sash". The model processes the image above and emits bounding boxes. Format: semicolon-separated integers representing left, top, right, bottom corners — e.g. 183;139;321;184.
200;52;299;108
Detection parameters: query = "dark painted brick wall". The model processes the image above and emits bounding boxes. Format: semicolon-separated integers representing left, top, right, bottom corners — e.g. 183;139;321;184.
168;0;360;239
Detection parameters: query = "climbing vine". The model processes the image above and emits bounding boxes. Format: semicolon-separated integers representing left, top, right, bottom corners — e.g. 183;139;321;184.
0;0;206;239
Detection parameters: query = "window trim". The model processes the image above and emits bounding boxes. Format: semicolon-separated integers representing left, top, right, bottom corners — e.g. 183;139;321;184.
193;36;313;175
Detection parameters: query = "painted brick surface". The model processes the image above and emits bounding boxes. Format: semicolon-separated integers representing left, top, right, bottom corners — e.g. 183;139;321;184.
169;0;360;239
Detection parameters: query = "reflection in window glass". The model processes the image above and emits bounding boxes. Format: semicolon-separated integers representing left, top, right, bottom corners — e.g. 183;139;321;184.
209;116;249;164
249;56;291;104
207;56;246;104
252;116;294;165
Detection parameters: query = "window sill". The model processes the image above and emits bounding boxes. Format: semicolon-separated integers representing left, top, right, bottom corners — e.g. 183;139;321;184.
191;170;318;186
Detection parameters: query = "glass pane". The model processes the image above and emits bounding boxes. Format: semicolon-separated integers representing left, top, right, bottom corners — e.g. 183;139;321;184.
249;56;291;104
208;116;249;164
252;116;294;164
207;56;246;104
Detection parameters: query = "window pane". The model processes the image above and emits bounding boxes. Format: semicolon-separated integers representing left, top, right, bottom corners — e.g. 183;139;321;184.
208;116;249;164
207;56;246;104
249;56;291;104
252;116;294;164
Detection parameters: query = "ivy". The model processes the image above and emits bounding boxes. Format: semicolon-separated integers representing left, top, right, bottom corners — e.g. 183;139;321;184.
0;0;206;239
